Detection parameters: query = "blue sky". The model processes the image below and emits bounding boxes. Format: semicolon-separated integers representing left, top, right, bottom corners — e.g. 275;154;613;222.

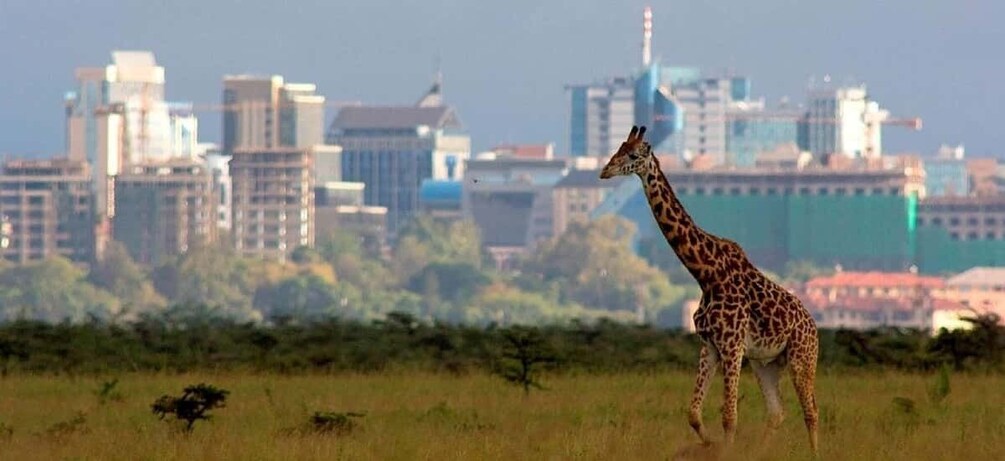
0;0;1002;157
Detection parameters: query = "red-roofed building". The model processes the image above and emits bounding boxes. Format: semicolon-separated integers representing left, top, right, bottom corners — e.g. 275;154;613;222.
801;270;948;330
805;271;944;302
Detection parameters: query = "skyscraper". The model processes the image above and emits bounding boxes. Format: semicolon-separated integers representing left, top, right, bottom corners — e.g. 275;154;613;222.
0;158;95;264
327;79;470;234
567;77;635;157
113;161;218;265
804;85;889;159
230;147;315;263
64;51;199;217
222;75;325;155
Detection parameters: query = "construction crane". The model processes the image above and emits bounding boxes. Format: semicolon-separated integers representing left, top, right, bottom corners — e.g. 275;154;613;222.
724;111;923;130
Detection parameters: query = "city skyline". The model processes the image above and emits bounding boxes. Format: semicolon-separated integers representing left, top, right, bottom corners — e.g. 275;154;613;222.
1;0;1002;158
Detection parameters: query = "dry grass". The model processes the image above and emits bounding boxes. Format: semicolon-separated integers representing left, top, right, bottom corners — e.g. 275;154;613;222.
0;370;1002;460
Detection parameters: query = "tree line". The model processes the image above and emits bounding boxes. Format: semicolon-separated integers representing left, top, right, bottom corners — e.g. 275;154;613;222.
0;215;697;327
0;312;1000;375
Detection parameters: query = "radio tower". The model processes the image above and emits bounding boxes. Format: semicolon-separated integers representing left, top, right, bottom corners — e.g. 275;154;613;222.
642;6;653;67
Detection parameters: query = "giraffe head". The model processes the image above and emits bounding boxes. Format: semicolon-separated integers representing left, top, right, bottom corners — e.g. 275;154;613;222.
599;125;653;179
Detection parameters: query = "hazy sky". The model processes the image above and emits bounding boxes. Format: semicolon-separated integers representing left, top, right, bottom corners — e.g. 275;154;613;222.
0;0;1002;158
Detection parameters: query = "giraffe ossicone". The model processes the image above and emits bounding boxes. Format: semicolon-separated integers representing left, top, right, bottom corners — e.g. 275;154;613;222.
600;126;820;455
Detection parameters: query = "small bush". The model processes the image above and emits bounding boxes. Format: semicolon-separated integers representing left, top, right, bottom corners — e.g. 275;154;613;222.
151;383;229;432
95;378;124;404
45;412;87;437
496;327;557;395
307;411;365;435
928;364;951;406
0;422;13;439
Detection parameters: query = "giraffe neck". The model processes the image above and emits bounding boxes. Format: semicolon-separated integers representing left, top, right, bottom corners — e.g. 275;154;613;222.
637;156;717;286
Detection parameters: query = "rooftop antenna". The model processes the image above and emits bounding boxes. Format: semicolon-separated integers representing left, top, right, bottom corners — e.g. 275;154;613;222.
642;6;653;67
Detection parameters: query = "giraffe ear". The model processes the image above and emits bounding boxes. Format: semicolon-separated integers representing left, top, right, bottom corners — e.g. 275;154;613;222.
637;126;647;140
628;126;639;142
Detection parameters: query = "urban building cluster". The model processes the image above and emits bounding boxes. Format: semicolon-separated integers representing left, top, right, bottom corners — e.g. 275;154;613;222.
1;8;1002;330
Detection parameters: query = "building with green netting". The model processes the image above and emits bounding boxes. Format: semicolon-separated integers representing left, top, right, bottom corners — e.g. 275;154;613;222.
916;197;1005;274
592;166;1005;274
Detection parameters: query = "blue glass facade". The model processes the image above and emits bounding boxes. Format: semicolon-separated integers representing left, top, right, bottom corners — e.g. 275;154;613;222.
925;159;969;197
569;87;587;156
633;64;683;152
340;147;434;233
726;117;799;167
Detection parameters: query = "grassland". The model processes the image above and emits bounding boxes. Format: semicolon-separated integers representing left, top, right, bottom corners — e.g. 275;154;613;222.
0;370;1002;460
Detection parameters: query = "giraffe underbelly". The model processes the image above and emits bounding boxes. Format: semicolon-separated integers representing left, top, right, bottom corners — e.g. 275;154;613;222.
743;329;786;361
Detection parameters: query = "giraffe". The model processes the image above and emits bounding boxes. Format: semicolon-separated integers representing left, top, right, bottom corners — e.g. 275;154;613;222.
599;126;819;454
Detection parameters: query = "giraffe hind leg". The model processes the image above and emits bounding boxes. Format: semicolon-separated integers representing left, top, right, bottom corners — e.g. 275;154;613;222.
788;337;819;456
751;359;785;431
688;343;719;443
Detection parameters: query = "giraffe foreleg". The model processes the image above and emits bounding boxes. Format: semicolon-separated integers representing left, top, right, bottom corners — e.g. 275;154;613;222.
719;351;743;447
688;343;719;443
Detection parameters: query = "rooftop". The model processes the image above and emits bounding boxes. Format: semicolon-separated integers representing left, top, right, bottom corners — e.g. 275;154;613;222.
806;271;945;289
554;169;626;189
946;267;1005;288
331;106;461;131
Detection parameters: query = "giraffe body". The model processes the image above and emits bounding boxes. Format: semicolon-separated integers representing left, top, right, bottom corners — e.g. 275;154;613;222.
600;126;819;455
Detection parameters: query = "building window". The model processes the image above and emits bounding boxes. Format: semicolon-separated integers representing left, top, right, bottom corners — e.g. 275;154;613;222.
950;217;960;226
967;217;978;226
987;232;998;240
818;187;829;196
986;217;997;226
950;232;960;241
967;232;979;241
932;217;943;226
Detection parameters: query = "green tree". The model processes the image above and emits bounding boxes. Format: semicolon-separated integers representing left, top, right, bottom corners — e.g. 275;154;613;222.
406;262;491;305
89;241;166;317
0;257;120;323
521;216;688;320
254;274;357;323
318;229;394;292
391;216;484;283
152;241;259;322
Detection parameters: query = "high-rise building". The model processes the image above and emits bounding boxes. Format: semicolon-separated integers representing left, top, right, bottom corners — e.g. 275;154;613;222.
0;159;95;264
462;155;568;269
924;144;969;197
327;80;470;234
567;77;635;157
229;147;315;263
222;75;325;155
803;85;889;159
726;102;802;168
199;144;234;232
113;161;218;265
65;51;199;217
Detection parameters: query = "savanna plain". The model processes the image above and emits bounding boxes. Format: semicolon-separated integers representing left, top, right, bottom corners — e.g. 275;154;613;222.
0;371;1001;460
